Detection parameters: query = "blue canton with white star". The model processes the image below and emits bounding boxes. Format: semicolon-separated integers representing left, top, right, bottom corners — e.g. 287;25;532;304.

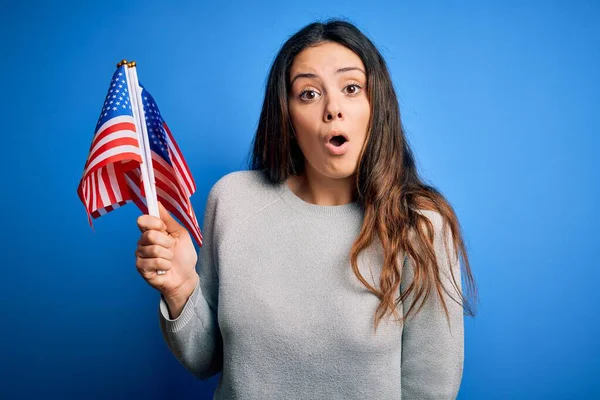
95;65;133;131
140;85;172;166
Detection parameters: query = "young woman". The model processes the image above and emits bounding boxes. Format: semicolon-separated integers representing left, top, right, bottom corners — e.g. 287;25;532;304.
135;19;478;399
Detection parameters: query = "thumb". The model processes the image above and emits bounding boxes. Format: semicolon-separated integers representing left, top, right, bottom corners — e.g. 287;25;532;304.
157;201;183;235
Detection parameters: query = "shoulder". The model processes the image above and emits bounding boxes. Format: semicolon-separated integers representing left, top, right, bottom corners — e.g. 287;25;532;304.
205;169;282;222
414;208;460;266
208;169;276;200
414;209;445;235
412;208;456;256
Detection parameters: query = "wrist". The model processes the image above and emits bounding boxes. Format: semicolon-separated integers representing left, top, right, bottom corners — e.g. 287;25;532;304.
164;274;199;305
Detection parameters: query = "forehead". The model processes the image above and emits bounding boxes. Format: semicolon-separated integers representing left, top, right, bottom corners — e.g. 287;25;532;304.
290;42;364;75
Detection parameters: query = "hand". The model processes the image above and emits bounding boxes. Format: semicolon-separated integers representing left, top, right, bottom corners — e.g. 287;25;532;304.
135;201;199;303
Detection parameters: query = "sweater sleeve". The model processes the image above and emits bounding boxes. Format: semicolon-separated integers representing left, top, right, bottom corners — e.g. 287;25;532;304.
400;211;465;399
157;183;223;380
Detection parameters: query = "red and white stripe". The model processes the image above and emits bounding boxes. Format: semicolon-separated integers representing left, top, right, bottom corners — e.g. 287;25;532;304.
124;166;203;246
77;115;141;225
163;122;196;199
77;100;202;247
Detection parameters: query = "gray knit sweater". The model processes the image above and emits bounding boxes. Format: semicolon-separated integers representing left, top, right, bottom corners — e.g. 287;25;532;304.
158;170;464;399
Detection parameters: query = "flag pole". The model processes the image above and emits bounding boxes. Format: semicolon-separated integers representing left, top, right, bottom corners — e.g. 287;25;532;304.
122;60;159;218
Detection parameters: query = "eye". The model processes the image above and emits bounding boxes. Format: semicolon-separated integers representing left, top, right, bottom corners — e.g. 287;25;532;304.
344;83;363;95
299;89;320;101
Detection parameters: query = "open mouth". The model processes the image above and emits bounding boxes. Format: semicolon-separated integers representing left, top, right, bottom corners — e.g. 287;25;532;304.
329;135;347;147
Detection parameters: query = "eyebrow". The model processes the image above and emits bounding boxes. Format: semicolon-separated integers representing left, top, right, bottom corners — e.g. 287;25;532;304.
290;67;366;87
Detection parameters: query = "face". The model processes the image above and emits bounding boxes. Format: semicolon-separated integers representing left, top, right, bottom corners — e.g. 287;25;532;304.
288;41;370;180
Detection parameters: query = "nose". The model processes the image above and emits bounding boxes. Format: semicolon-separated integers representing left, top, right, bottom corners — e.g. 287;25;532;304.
325;111;342;121
324;97;343;122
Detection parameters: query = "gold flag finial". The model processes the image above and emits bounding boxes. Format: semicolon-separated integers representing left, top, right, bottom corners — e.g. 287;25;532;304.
116;59;128;68
127;61;137;68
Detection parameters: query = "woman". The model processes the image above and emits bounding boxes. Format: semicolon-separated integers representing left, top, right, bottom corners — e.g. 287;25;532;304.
135;19;478;399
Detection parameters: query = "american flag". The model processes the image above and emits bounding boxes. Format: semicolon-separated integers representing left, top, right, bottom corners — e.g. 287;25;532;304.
77;65;203;247
126;84;202;246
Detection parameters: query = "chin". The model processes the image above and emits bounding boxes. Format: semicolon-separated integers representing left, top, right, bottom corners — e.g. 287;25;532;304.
321;163;359;180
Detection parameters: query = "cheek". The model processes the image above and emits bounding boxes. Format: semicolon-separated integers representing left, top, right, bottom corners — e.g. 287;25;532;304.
351;100;371;138
289;107;322;146
290;106;317;131
358;99;371;121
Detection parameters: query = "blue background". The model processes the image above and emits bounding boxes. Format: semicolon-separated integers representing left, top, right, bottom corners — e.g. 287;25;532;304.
1;0;598;398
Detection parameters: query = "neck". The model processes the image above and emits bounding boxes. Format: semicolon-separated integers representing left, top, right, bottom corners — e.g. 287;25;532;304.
287;164;356;206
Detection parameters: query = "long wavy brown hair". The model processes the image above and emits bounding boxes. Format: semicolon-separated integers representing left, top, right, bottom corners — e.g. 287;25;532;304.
248;18;478;333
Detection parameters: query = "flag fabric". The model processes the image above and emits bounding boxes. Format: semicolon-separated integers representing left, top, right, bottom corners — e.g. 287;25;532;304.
77;65;142;224
77;64;203;247
123;85;203;246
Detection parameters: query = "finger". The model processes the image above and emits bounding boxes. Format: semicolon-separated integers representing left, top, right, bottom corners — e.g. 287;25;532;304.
137;215;167;233
136;257;172;275
157;201;184;235
136;244;174;260
138;230;175;248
